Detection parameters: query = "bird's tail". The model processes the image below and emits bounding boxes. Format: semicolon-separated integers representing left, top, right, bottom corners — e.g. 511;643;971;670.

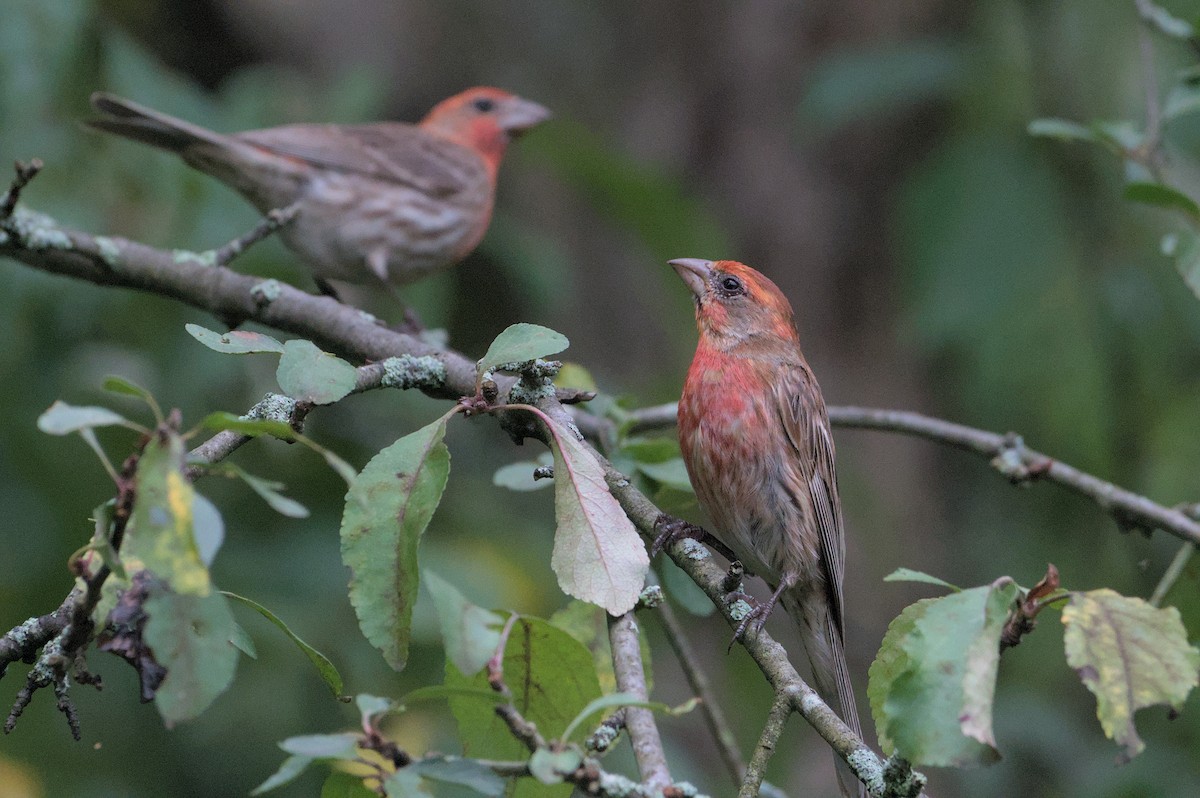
85;93;228;154
783;589;866;798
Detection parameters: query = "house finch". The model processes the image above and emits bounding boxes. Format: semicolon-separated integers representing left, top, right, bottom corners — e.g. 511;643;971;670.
86;88;550;292
670;258;864;798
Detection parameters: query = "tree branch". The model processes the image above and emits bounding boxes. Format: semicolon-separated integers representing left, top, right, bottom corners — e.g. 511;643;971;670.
739;693;791;798
608;611;672;791
621;402;1200;547
656;597;749;792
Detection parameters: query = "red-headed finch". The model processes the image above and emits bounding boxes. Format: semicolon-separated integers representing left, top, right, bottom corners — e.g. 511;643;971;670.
86;88;550;292
670;258;864;798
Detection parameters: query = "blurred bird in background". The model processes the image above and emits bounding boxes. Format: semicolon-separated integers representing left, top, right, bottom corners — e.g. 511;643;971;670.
86;87;550;301
671;257;864;798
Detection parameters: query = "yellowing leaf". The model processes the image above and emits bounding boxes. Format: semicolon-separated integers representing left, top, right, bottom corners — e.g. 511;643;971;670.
1062;589;1200;763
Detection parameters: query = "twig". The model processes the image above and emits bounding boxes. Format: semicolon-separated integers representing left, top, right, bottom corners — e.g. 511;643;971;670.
1149;541;1195;607
738;693;791;798
608;611;672;791
212;203;300;267
656;598;747;790
0;159;42;220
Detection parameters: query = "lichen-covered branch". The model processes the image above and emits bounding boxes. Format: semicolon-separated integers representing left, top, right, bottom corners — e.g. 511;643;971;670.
738;693;791;798
608;611;672;791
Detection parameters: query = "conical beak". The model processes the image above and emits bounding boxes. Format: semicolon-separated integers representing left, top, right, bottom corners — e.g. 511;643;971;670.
669;258;714;298
501;98;552;136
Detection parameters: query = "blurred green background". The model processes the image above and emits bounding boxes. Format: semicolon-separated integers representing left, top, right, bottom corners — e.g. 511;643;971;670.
2;1;1199;796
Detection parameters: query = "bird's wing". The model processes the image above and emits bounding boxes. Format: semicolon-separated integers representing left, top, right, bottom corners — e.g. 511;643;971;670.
774;363;846;636
235;123;477;196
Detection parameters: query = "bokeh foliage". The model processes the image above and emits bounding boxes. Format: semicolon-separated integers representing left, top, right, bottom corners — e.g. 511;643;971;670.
2;0;1199;796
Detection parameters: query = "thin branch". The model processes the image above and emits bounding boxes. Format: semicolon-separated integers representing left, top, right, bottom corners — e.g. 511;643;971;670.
0;159;42;220
622;402;1200;548
608;611;672;791
1149;541;1195;607
656;597;747;790
739;693;791;798
212;202;300;267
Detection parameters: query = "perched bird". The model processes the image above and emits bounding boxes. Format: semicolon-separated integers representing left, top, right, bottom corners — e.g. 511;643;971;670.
670;258;864;798
86;88;550;294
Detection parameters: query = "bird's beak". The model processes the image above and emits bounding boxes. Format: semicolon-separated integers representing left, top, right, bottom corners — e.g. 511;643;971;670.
669;258;713;298
501;98;552;136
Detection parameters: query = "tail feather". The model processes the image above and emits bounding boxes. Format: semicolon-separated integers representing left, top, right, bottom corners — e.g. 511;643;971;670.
785;590;866;798
85;92;227;154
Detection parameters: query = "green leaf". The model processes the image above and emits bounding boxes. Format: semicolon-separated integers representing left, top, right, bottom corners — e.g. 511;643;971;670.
124;430;211;595
277;339;358;404
251;754;313;795
102;375;158;406
381;770;427;797
476;323;569;379
1062;589;1200;763
1165;79;1200;121
492;455;554;492
1027;117;1099;144
446;616;601;796
883;567;961;591
341;412;454;670
279;733;361;760
528;748;583;785
1162;229;1200;301
408;756;506;796
200;412;295;440
542;414;648;615
1139;1;1195;38
398;685;506;706
424;571;504;676
620;437;681;463
1123;182;1200;219
37;401;132;435
229;620;257;659
868;579;1019;766
660;557;716;617
144;589;239;726
321;771;378;798
560;691;696;742
356;693;394;723
222;591;345;699
185;323;285;354
191;492;225;567
634;458;693;492
212;462;310;518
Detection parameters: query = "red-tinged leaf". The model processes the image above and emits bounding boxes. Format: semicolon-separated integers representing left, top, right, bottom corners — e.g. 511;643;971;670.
541;414;648;615
186;323;285;354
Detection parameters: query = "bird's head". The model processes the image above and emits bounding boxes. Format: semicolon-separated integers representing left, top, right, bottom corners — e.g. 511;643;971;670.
669;258;800;352
420;87;551;170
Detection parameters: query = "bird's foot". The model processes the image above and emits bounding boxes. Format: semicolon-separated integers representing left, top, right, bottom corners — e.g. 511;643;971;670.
650;514;705;559
724;580;787;651
650;513;740;562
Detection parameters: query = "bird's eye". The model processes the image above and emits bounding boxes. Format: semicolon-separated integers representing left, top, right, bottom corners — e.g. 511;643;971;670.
718;275;744;295
473;97;496;113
